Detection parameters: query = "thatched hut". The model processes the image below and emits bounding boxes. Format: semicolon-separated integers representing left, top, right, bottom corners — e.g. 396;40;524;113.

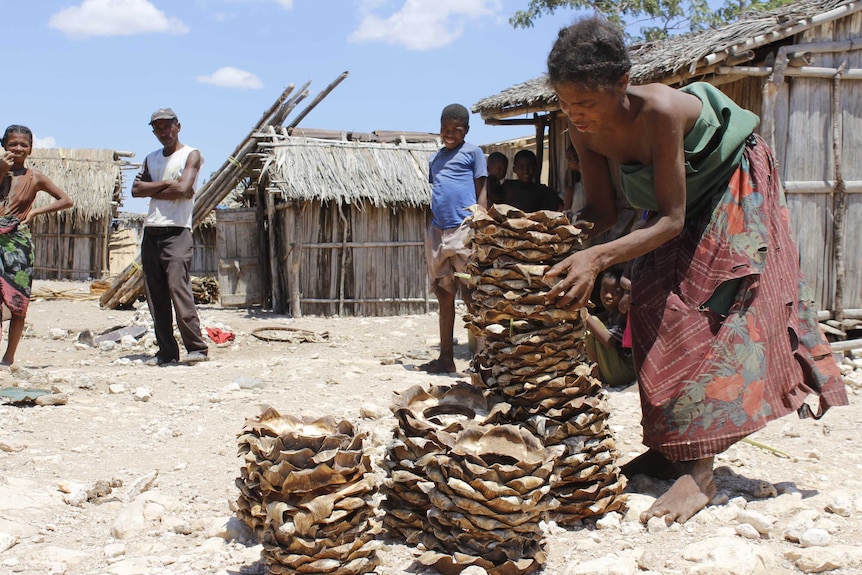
26;148;126;280
245;127;440;317
473;0;862;315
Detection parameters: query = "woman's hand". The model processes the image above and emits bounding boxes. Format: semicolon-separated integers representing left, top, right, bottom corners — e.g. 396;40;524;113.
544;249;602;310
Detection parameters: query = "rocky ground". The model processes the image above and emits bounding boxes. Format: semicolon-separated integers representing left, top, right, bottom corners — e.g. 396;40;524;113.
1;280;861;575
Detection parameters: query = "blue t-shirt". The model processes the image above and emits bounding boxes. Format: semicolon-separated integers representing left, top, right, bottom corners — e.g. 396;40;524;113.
428;142;487;229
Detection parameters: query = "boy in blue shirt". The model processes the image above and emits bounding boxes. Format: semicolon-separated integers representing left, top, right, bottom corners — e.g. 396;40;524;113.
419;104;487;374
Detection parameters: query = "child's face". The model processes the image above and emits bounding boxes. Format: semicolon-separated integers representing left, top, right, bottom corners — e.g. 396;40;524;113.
3;133;32;166
488;160;507;182
600;275;624;311
566;149;580;171
440;118;468;150
513;156;537;183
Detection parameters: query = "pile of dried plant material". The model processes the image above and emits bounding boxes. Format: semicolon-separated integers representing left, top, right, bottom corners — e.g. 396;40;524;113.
235;407;381;575
191;275;220;304
464;204;627;526
381;381;502;544
415;424;563;575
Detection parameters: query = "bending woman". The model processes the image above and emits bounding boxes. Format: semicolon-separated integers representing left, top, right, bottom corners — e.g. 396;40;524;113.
543;17;848;524
0;125;73;367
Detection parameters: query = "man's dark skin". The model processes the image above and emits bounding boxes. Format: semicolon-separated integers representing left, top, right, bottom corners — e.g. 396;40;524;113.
132;119;202;201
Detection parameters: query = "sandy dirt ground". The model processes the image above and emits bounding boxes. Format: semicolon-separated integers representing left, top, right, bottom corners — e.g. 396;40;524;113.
0;279;861;575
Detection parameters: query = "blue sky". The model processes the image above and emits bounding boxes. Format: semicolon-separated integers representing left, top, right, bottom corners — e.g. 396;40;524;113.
3;0;586;213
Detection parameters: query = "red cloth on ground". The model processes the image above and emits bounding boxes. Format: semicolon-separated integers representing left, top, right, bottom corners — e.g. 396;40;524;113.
206;327;234;344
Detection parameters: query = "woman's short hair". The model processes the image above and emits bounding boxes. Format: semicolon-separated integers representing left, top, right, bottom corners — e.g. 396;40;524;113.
547;16;631;91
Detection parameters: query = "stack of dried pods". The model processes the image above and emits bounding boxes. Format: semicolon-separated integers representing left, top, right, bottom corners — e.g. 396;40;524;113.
236;407;381;575
415;424;562;575
465;204;627;526
381;381;497;544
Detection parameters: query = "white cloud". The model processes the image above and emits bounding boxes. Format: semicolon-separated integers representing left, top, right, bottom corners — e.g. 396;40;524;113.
197;67;263;90
48;0;189;38
224;0;294;8
349;0;501;51
34;136;57;149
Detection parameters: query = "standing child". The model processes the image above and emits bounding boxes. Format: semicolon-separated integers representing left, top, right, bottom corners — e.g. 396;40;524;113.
0;125;73;367
562;143;585;216
486;151;509;206
584;268;636;387
418;104;487;374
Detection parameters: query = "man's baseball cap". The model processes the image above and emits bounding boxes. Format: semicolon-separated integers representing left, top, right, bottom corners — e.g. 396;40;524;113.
149;108;177;124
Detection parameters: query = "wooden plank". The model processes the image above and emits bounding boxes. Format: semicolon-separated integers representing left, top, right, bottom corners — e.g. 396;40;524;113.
216;208;262;307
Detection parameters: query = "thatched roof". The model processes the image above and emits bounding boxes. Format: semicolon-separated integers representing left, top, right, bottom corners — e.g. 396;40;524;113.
473;0;860;120
26;148;122;224
260;132;440;207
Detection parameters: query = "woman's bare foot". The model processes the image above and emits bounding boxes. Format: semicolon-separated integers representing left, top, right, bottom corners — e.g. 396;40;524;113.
639;457;716;524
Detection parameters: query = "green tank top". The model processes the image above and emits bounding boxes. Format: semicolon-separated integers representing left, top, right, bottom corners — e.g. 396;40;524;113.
619;82;760;219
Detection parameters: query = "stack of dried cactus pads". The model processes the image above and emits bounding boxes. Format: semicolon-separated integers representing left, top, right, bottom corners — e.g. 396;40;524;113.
383;382;560;575
381;381;494;544
236;407;381;575
465;204;627;526
415;424;563;575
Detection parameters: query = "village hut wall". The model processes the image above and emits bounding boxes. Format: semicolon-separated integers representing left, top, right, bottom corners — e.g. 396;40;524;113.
26;149;122;280
255;131;439;317
191;221;218;277
473;0;862;313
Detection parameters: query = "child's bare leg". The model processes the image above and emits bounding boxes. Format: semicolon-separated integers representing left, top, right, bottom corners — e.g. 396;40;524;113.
639;456;716;524
434;286;457;371
2;315;25;366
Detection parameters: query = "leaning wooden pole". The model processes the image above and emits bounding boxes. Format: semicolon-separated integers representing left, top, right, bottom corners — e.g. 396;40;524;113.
99;82;310;309
286;71;349;131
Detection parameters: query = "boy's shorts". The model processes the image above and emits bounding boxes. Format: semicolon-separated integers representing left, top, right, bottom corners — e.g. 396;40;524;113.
425;220;471;294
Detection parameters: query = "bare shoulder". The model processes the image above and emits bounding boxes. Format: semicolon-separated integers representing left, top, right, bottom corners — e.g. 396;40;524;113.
633;83;694;107
186;147;203;166
31;169;62;193
631;83;701;129
31;168;50;186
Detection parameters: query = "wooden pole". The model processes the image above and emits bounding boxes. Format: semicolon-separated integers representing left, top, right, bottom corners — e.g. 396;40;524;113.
534;114;545;184
265;189;281;313
831;67;846;321
338;205;348;316
287;72;350;131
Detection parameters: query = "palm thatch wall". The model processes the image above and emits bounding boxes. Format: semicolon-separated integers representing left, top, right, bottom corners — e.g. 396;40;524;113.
25;148;123;280
253;130;439;316
473;0;862;313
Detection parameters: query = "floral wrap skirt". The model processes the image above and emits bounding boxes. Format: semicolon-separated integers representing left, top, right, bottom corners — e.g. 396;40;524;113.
629;134;848;461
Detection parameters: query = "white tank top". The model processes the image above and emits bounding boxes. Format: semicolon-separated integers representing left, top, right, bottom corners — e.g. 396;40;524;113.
143;144;202;229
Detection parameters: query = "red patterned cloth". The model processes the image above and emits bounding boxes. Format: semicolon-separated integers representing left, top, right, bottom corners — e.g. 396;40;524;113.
630;134;848;462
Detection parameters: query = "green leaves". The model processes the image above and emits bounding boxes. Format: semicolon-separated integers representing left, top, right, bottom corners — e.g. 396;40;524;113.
510;0;796;41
